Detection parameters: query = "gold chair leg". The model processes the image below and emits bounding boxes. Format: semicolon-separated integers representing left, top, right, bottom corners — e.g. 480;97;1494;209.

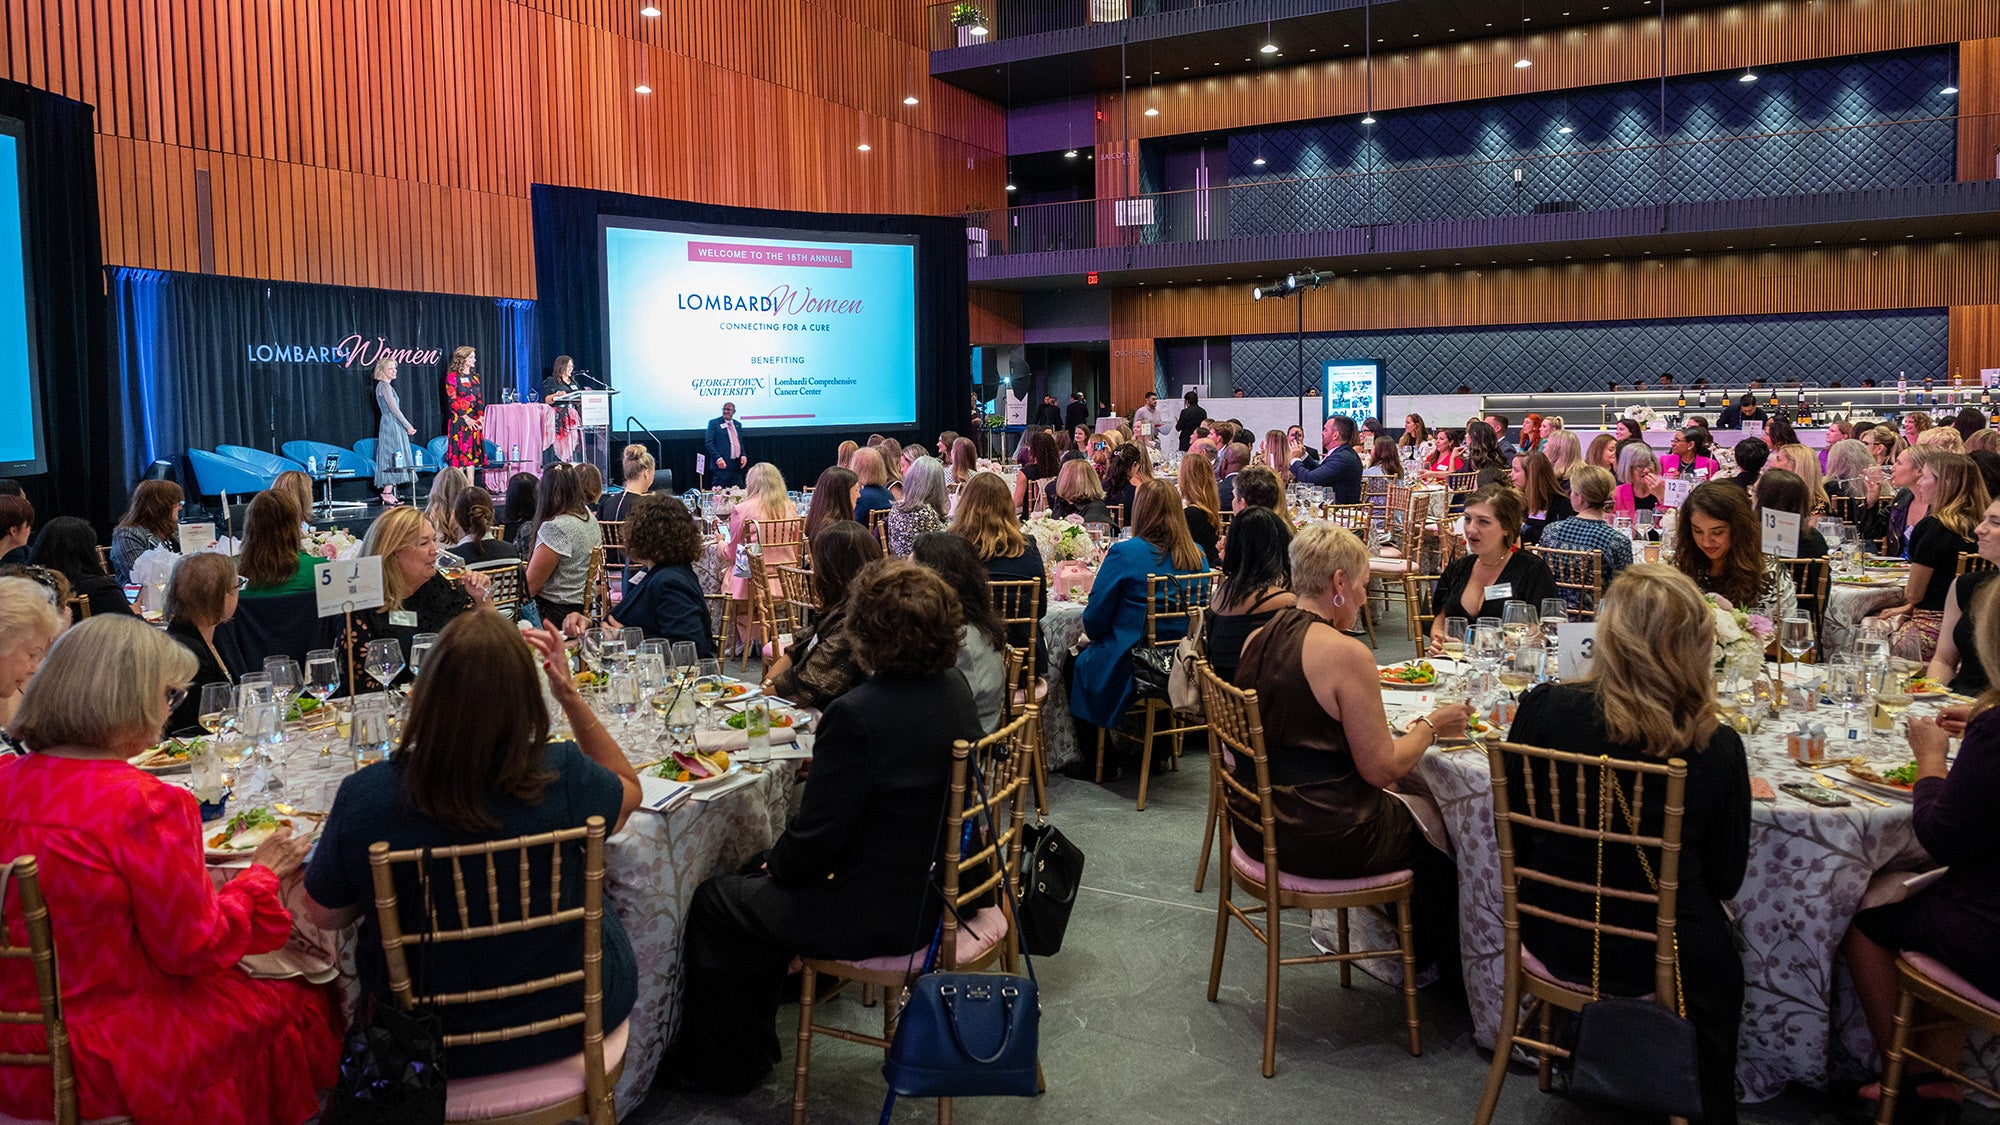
1535;1003;1555;1092
1030;734;1049;816
1207;837;1231;1002
1094;726;1107;784
1395;893;1421;1056
938;1095;953;1124
1262;894;1281;1078
791;966;817;1125
1193;768;1217;891
1337;908;1352;988
1472;990;1523;1125
1135;703;1158;811
1876;988;1920;1125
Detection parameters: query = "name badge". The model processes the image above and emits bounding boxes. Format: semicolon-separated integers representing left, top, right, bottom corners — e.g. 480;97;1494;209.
1483;583;1513;601
390;610;419;627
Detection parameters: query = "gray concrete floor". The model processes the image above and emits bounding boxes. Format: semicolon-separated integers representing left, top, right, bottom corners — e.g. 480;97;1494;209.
631;626;1997;1125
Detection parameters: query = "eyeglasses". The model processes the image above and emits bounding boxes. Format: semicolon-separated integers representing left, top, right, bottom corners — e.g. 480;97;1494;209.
165;686;187;710
235;576;249;591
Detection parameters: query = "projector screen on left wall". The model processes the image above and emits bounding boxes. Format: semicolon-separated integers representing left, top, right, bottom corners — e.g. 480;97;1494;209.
0;119;45;475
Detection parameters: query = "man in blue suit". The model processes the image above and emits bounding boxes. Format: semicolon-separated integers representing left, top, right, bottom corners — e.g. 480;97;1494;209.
704;402;748;487
1291;415;1363;504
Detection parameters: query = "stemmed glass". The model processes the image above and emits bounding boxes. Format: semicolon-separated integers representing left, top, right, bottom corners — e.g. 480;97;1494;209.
1498;643;1540;699
408;633;440;688
1468;623;1505;669
197;682;237;736
1777;616;1815;707
1870;665;1914;743
263;657;301;741
348;698;393;769
1538;598;1567;645
1440;618;1469;661
364;639;405;693
1501;601;1536;650
1634;509;1656;541
304;648;341;756
606;671;641;737
621;628;644;654
670;641;698;685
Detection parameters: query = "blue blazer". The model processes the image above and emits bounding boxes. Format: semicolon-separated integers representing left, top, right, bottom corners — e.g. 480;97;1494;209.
853;484;895;529
1069;538;1205;729
704;417;744;467
1292;442;1363;503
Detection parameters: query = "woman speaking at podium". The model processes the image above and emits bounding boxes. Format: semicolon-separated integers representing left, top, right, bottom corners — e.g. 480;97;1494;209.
541;354;581;463
443;345;483;469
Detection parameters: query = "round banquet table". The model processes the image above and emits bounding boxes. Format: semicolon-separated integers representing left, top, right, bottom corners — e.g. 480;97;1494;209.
1822;578;1907;655
200;690;802;1118
1344;682;1997;1102
1040;600;1087;771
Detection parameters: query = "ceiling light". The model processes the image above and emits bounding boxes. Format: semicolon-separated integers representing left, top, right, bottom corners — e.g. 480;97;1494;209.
856;143;871;151
1361;113;1376;124
1514;57;1532;68
903;95;919;105
1558;125;1573;134
640;3;660;14
1739;71;1757;83
634;83;652;94
1063;149;1078;159
1252;156;1267;166
1144;106;1159;117
1005;183;1016;191
1260;42;1278;53
1941;85;1960;95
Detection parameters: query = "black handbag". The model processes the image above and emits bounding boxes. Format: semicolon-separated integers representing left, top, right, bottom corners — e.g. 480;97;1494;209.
1565;757;1703;1120
322;857;449;1125
1016;821;1084;957
879;766;1041;1116
1129;643;1174;699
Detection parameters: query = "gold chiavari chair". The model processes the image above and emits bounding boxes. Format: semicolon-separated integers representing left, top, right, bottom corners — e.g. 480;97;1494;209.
791;709;1039;1125
1779;556;1830;654
366;818;623;1125
583;546;608;622
1435;515;1467;571
478;561;527;620
705;593;734;659
999;644;1030;724
597;520;627;590
1369;486;1431;639
746;518;807;666
1957;551;1995;577
1473;743;1689;1125
1526;545;1604;620
988;578;1048;811
1444;471;1480;512
1402;572;1444;649
93;546;110;575
1875;953;2000;1124
1826;493;1858;523
1197;663;1422;1078
1106;503;1126;528
776;564;818;632
867;509;891;555
0;856;130;1125
1095;570;1218;812
1324;503;1371;533
64;596;89;623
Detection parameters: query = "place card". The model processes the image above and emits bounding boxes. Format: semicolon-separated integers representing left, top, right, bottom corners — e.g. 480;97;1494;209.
1761;509;1801;557
1662;478;1692;509
314;556;385;617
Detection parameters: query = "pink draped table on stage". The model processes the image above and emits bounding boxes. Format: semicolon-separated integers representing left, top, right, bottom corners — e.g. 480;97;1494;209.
480;403;556;489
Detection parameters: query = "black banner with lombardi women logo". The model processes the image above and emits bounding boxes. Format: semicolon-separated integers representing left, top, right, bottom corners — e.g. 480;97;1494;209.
107;268;536;491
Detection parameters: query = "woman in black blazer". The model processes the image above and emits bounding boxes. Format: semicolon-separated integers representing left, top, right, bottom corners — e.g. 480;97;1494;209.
659;559;986;1095
162;552;247;733
31;517;135;620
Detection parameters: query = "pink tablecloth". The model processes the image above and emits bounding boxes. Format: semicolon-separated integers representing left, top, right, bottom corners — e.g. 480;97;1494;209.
481;403;555;489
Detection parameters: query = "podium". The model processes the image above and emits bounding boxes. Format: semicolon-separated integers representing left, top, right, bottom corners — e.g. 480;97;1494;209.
550;390;619;487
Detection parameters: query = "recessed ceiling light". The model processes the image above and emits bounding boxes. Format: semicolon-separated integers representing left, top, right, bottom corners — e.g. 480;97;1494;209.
1144;106;1159;116
1063;149;1078;158
903;95;919;105
1739;71;1757;83
1260;42;1278;53
640;3;660;15
1361;113;1376;124
635;83;652;94
856;143;871;151
1941;85;1960;95
1558;125;1573;134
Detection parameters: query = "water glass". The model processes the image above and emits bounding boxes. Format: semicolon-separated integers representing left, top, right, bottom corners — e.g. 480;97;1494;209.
364;639;404;691
1538;597;1567;643
742;699;773;764
606;671;641;723
408;632;440;682
1469;623;1505;668
599;637;629;673
622;628;644;654
349;699;393;769
1501;601;1536;648
670;641;698;682
236;672;273;706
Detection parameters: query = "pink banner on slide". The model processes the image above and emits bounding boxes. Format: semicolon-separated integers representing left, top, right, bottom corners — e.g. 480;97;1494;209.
687;241;853;269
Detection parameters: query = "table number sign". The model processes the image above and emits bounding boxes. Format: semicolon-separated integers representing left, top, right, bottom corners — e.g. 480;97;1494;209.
1663;478;1692;509
1761;509;1801;557
1557;622;1598;680
315;556;385;617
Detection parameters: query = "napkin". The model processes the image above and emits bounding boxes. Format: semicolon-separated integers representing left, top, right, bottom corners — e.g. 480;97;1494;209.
691;772;763;802
694;726;800;753
638;775;694;815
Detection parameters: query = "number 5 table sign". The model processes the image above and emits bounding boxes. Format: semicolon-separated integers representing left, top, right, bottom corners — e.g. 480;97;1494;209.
316;556;385;706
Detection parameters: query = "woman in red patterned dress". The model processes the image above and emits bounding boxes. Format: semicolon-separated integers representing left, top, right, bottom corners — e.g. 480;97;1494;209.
444;344;484;469
0;616;339;1124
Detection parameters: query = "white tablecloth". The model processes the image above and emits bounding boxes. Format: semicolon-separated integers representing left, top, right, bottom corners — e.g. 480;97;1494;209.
1040;602;1086;770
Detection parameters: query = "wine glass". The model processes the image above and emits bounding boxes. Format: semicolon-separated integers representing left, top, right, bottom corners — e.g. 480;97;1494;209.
198;682;236;736
214;729;250;789
606;671;641;733
1501;601;1536;649
236;672;273;707
1538;597;1567;644
1777;616;1815;706
670;641;698;685
1871;666;1914;743
598;636;629;674
1634;508;1656;541
435;549;468;582
1498;643;1540;698
621;627;644;654
1441;618;1469;661
1469;623;1505;668
264;656;301;733
364;639;404;692
693;658;726;705
408;632;440;687
582;628;607;670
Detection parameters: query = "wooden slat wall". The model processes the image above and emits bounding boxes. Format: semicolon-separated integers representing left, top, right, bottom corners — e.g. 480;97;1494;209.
968;288;1024;345
1950;304;2000;377
0;0;1006;298
1110;240;2000;339
1100;0;2000;144
1963;38;2000;181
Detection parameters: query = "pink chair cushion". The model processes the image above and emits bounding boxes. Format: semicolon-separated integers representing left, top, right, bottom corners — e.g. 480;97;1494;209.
835;905;1009;974
1518;945;1654;1001
1904;952;2000;1017
443;1018;631;1121
1368;557;1411;575
1228;841;1411;895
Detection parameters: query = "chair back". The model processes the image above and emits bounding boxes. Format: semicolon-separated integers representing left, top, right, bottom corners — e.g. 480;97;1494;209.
1324;504;1371;533
1194;661;1282;883
480;560;527;619
1825;493;1857;523
1143;570;1218;647
367;818;615;1122
777;564;818;628
867;509;891;554
1403;572;1442;645
1484;741;1688;1004
63;595;90;622
941;708;1039;969
186;448;278;498
351;438;378;464
226;443;311;477
1444;471;1480;511
93;546;111;574
1435;515;1467;570
1106;503;1126;528
598;520;626;588
1780;556;1831;642
1022;483;1047;519
989;578;1043;677
1380;485;1432;565
584;545;607;621
1958;551;1995;577
1527;545;1606;619
999;644;1030;723
0;856;78;1125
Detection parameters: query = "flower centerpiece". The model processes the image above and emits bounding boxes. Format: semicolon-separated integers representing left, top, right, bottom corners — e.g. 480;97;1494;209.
1622;403;1661;431
307;527;359;561
1707;593;1774;675
1024;513;1095;562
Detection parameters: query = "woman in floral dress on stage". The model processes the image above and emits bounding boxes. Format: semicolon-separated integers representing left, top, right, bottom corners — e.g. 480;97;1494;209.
443;344;484;469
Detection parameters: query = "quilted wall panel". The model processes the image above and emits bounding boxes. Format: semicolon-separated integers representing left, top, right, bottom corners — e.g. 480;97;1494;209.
1227;309;1948;398
1197;48;1956;236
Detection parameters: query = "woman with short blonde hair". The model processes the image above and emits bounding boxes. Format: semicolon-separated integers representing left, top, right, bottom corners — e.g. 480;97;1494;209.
1049;457;1111;524
371;353;418;504
0;575;62;736
1918;425;1964;453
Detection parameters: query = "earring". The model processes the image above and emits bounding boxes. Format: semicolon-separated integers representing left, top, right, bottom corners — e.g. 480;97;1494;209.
1333;591;1347;609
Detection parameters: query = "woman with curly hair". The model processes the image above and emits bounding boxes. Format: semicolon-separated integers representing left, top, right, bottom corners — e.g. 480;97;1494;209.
1671;481;1796;622
605;494;713;655
1012;427;1060;516
1462;420;1509;488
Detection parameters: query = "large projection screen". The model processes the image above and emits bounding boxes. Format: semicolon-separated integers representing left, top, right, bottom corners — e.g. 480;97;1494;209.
0;118;44;475
601;216;919;436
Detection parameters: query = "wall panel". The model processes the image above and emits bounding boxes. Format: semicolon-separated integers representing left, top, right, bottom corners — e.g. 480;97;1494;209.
1964;38;2000;181
0;0;1006;298
1950;304;2000;376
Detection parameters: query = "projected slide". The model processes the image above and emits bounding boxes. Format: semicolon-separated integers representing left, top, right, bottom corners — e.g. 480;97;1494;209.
0;122;42;473
1322;359;1384;425
601;218;918;434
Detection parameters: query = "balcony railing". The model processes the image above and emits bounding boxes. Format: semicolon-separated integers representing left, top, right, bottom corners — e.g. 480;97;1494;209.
927;0;1222;50
964;114;1986;259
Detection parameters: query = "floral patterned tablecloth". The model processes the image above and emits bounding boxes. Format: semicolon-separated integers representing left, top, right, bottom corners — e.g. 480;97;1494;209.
1040;601;1087;771
1822;580;1906;655
1332;689;1988;1103
244;695;801;1118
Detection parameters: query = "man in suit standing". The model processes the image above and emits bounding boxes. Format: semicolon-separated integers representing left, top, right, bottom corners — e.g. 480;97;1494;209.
1036;395;1063;428
1174;391;1208;452
704;402;749;488
1065;392;1090;434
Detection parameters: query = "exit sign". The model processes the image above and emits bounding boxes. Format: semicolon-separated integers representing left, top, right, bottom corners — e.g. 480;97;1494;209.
1086;272;1099;285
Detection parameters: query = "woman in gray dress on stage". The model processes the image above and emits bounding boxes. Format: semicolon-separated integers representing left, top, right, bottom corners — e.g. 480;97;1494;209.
372;355;418;506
